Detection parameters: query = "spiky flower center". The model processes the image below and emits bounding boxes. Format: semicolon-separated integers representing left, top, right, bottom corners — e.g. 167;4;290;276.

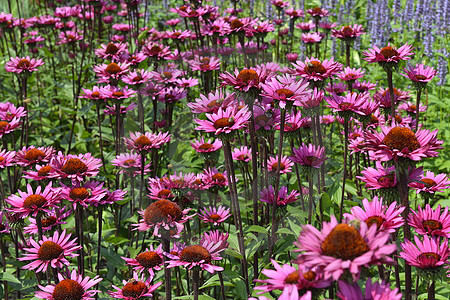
134;135;152;147
42;216;57;227
342;26;354;37
271;162;286;171
162;71;173;79
38;240;64;261
417;252;441;266
383;127;420;152
144;199;182;224
24;149;45;161
199;143;214;150
207;98;223;108
149;46;162;55
415;74;427;80
61;158;88;175
312;7;322;14
394;115;403;123
230;19;243;29
284;271;300;284
200;57;210;65
70;187;90;201
422;220;442;231
237;69;259;84
24;194;47;208
157;189;171;198
52;279;84;300
179;245;211;263
380;46;398;58
105;62;121;74
0;156;4;163
237;154;249;161
18;58;31;68
366;216;385;230
275;88;295;98
209;214;221;221
212;173;226;181
123;159;136;166
105;42;119;54
112;91;123;97
306;61;326;74
136;251;163;268
38;165;53;176
91;91;100;98
302;271;316;281
421;178;436;188
378;173;396;184
321;223;369;260
213;117;235;129
122;281;148;298
0;121;9;130
305;156;319;163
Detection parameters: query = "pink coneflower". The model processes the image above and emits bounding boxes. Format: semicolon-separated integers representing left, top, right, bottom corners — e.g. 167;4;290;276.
104;103;138;116
296;87;324;113
325;82;347;95
374;87;410;110
142;42;171;61
23;207;71;235
125;131;171;153
292;57;342;82
398;101;427;114
149;68;183;84
94;42;128;61
271;0;290;9
101;85;136;100
401;63;437;90
320;115;335;125
166;18;181;27
199;205;231;225
97;189;126;207
35;269;102;300
252;105;280;131
175;77;199;88
23;163;59;181
80;86;108;102
191;138;222;153
19;229;80;273
50;152;102;182
111;153;151;176
194;105;251;136
337;278;402;300
409;171;450;194
400;235;449;269
232;146;252;162
122;245;164;275
332;24;365;42
122;70;152;86
202;167;228;189
0;149;15;168
286;53;299;62
255;260;331;298
295;22;315;32
319;21;337;31
188;91;236;114
189;56;221;72
294;216;396;280
353;80;377;92
93;62;130;83
61;181;107;209
5;56;44;73
148;180;174;201
133;199;192;237
280;111;311;133
306;7;329;18
165;239;224;273
363;43;414;64
57;30;83;45
260;74;311;109
267;155;293;174
290;143;327;169
0;102;26;121
285;8;305;19
15;146;54;167
201;230;229;252
327;92;368;116
0;211;11;234
344;196;404;233
6;182;60;219
301;32;323;44
337;67;365;82
409;204;450;238
365;125;443;161
260;185;299;206
109;272;162;299
220;67;272;92
157;87;187;104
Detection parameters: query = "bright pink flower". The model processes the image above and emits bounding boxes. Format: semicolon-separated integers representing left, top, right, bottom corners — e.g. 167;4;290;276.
292;57;342;81
301;32;323;44
337;67;365;82
202;167;228;189
337;278;401;300
15;146;55;167
357;162;422;190
332;24;365;41
188;91;236;114
295;22;315;32
50;152;102;182
352;80;377;92
220;66;273;92
400;235;449;269
23;207;71;235
398;101;427;114
35;269;102;300
93;62;130;83
191;138;222;153
286;52;299;62
23;164;59;181
0;102;26;121
122;244;164;276
142;42;171;60
260;74;311;109
194;105;251;135
285;9;305;18
267;155;293;174
125;131;171;153
109;272;162;299
80;86;109;102
294;216;396;281
325;82;347;95
61;181;107;209
363;43;414;64
19;230;80;273
122;70;152;86
189;56;221;72
104;103;138;116
94;42;128;61
344;196;404;233
408;204;450;238
157;87;187;103
6;182;60;218
57;30;83;44
297;88;324;110
401;63;437;83
373;87;410;110
166;29;191;41
260;185;299;206
111;152;151;176
327;92;369;114
409;171;450;194
0;211;10;234
199;205;231;225
306;7;329;18
5;56;44;73
0;149;15;168
232;146;252;162
290;143;327;168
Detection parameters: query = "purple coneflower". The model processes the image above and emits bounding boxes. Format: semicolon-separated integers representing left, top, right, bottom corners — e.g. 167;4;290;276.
109;272;162;299
409;171;450;194
337;278;401;300
5;56;44;73
290;143;327;168
122;245;164;276
260;186;299;206
409;204;450;238
400;235;449;269
267;155;293;174
232;146;252;162
194;105;251;136
125;131;171;153
199;205;231;225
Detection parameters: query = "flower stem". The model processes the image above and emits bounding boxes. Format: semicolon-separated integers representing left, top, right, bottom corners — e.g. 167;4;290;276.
192;268;200;300
339;116;349;222
428;280;435;300
161;230;172;300
415;89;422;131
386;67;396;121
345;42;351;67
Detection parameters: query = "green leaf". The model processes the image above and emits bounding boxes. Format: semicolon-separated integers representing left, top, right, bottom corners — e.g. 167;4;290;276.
246;225;268;234
0;272;21;285
224;248;243;260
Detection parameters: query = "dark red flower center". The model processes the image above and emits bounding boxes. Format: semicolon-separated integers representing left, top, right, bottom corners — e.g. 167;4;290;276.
422;220;442;231
271;162;286;171
380;46;399;58
105;62;121;74
123;159;136;166
149;46;162;56
421;178;436;188
144;199;182;224
199;143;214;150
162;71;173;79
275;88;295;98
321;223;369;260
91;91;100;98
312;7;322;14
0;156;4;163
24;194;47;208
136;251;163;268
394;115;403;123
212;173;226;181
38;240;64;261
302;271;316;281
377;173;396;184
342;26;354;37
306;61;326;74
0;121;9;130
230;19;243;29
213;117;235;129
209;214;221;221
179;245;211;263
237;154;248;160
410;104;417;111
157;189;171;198
382;127;420;152
415;74;427;80
41;216;57;227
237;69;259;84
18;58;31;68
366;216;385;230
24;149;45;162
62;158;88;175
113;91;124;97
38;165;53;176
132;75;143;82
305;156;319;163
105;42;119;54
417;252;441;266
52;279;84;300
70;187;90;201
122;281;148;298
284;271;300;284
200;57;210;65
134;135;152;147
